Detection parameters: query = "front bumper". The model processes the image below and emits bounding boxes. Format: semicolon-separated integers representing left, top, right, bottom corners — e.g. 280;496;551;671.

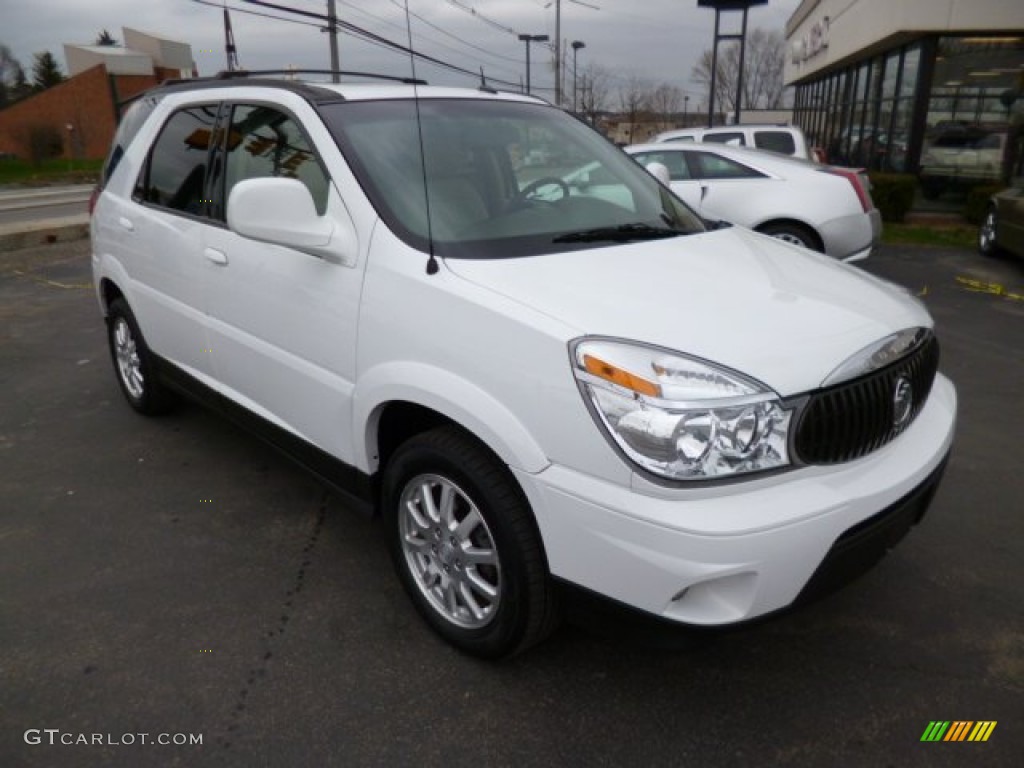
515;374;956;626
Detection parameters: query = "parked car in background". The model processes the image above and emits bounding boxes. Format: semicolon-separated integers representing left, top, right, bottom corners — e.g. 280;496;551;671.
920;127;1007;199
625;143;880;261
653;124;815;161
978;182;1024;259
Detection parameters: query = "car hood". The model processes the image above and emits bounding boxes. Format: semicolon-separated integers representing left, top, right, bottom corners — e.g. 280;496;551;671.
445;227;931;396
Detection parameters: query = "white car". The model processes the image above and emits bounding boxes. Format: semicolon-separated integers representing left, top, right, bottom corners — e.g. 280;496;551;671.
625;143;881;261
91;74;955;658
652;124;814;161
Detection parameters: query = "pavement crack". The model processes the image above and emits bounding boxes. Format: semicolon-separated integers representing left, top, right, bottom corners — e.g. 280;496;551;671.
216;490;329;752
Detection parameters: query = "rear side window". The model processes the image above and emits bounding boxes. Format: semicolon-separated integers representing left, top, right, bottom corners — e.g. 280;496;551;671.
102;94;162;186
704;131;745;146
754;131;796;155
664;135;695;143
632;151;692;181
690;152;766;180
136;105;219;215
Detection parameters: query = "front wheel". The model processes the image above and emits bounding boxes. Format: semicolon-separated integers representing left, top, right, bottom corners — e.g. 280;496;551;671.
383;427;559;658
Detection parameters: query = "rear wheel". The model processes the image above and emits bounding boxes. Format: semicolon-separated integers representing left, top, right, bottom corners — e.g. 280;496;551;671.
757;222;822;252
383;426;559;658
106;298;176;415
978;205;1003;258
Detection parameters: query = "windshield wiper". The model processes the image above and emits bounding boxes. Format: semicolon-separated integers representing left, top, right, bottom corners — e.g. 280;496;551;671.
552;222;685;243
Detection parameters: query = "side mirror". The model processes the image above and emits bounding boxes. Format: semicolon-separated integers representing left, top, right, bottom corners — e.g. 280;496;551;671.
227;177;353;264
644;161;671;186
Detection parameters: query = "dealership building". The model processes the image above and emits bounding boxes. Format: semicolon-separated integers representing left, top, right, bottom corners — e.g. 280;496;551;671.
785;0;1023;200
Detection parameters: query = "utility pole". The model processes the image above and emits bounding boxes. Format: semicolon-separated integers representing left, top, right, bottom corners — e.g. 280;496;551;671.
327;0;340;82
223;7;240;71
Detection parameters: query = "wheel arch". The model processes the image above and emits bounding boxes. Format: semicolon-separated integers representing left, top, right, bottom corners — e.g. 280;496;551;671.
99;277;125;315
754;218;825;252
355;363;550;479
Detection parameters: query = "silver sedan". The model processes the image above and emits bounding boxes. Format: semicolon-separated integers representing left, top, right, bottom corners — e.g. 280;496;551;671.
625;143;882;262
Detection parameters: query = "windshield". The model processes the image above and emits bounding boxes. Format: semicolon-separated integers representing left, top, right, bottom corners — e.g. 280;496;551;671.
319;98;704;258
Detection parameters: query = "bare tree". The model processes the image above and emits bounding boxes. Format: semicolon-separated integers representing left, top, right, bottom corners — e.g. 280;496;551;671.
578;62;613;118
649;83;684;127
617;75;652;144
95;29;118;47
692;27;785;118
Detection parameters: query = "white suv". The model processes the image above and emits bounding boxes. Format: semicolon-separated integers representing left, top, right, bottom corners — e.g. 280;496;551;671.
654;124;815;161
91;75;956;658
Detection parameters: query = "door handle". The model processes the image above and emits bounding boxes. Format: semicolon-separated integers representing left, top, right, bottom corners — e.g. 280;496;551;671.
700;185;708;202
118;216;134;232
204;247;228;266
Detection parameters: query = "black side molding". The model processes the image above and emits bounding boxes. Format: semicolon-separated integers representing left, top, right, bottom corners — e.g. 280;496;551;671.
153;356;376;515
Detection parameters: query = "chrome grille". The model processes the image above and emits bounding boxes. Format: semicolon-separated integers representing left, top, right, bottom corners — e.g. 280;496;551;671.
794;335;940;465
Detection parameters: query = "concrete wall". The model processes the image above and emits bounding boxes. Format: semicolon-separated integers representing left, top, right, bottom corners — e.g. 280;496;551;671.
785;0;1024;84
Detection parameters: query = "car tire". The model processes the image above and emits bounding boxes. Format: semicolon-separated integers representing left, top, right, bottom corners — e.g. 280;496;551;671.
106;297;176;415
757;222;822;252
978;205;1003;258
383;426;559;658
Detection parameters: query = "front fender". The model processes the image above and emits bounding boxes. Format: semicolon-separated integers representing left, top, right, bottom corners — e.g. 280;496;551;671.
353;361;550;475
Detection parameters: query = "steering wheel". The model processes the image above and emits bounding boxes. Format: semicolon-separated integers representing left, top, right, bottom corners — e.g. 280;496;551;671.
518;176;570;202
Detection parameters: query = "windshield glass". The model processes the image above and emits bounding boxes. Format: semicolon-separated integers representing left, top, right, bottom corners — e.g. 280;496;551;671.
320;98;704;258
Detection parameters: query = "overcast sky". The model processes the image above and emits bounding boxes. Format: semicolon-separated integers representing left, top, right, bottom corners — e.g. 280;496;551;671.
3;0;801;104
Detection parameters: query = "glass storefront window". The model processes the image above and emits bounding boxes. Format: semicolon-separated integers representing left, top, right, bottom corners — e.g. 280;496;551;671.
898;45;920;100
920;35;1023;201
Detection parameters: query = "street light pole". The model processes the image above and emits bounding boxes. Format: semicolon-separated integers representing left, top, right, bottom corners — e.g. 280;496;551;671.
555;0;561;107
518;34;549;95
571;40;586;112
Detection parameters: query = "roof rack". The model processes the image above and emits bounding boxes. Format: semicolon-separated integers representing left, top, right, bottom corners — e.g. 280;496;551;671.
214;69;427;86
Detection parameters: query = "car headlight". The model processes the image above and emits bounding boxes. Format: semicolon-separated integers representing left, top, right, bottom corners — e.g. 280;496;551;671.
571;339;793;481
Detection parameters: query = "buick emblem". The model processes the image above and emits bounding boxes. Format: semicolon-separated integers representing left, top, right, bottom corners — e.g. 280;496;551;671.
892;375;913;430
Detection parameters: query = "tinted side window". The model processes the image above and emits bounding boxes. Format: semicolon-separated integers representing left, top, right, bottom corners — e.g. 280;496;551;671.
692;152;766;180
754;131;796;155
704;131;745;146
222;105;329;215
632;151;692;181
664;136;695;143
137;105;218;215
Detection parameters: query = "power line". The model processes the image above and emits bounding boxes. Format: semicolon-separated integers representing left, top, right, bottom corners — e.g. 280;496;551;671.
386;0;523;65
443;0;520;37
192;0;324;30
238;0;543;90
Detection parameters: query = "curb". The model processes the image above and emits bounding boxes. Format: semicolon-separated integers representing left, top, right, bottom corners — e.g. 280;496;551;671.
0;215;90;253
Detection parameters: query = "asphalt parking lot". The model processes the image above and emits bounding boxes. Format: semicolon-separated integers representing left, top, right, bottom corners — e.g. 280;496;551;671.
2;238;1022;767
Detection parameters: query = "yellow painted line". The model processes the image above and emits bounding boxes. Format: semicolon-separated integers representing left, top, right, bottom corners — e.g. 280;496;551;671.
955;275;1024;302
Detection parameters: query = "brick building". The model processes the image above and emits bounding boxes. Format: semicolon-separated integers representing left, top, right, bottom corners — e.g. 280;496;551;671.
0;28;193;161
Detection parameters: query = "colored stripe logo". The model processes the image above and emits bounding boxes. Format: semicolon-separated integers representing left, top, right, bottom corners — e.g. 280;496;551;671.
921;721;997;742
